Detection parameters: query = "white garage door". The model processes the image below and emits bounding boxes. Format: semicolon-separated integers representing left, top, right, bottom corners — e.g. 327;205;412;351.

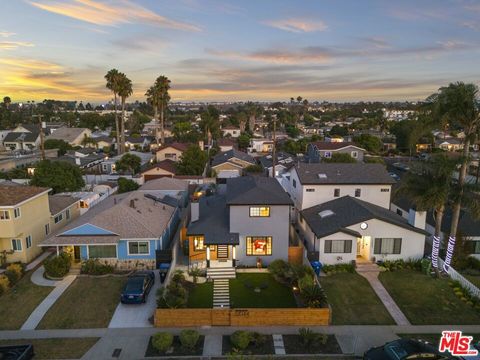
217;169;240;178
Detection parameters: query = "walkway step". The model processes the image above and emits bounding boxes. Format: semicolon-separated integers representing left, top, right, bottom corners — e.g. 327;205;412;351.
213;279;230;308
273;334;286;355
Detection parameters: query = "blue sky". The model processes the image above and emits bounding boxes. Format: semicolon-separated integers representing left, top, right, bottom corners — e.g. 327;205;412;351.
1;0;479;102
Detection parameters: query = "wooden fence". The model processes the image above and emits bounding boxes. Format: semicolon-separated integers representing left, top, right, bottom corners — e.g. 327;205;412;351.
288;246;304;265
154;308;331;327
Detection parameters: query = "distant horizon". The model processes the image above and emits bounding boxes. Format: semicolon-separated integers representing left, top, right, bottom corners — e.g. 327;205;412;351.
1;1;479;102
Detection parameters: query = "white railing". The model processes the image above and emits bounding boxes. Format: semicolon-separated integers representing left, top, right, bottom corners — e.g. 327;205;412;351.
438;258;480;298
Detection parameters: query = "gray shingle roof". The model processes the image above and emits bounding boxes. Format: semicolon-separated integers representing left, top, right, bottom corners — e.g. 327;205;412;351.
295;163;396;185
301;196;429;238
49;195;78;215
211;149;255;167
187;195;239;245
258;151;295;169
4;131;40;143
226;176;293;205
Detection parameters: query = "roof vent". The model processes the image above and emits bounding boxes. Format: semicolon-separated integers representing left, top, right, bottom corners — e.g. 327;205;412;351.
318;210;334;218
318;173;327;179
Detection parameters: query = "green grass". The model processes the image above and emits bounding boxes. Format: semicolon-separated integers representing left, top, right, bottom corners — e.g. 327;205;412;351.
0;338;99;359
229;273;297;308
379;270;480;325
320;273;394;325
464;274;480;288
398;333;480;346
37;277;125;329
0;271;53;330
187;282;213;308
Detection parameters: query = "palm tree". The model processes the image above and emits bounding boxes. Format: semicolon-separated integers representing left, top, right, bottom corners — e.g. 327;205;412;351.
145;85;160;145
146;76;171;146
427;82;480;271
117;73;133;154
104;69;122;155
3;96;11;110
398;154;456;272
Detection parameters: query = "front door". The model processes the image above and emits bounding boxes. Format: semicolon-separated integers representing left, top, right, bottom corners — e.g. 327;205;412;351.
73;246;81;262
217;245;229;259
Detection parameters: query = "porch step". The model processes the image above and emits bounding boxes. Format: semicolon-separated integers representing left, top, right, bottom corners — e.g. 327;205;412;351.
207;267;236;280
356;263;380;273
213;279;230;308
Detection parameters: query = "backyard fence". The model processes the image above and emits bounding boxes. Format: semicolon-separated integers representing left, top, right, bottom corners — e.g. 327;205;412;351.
438;258;480;298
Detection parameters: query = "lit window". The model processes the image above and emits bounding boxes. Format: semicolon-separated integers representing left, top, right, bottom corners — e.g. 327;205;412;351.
246;236;272;256
14;208;21;218
12;239;22;252
26;235;32;248
193;236;205;251
249;207;270;217
0;210;10;220
128;241;149;255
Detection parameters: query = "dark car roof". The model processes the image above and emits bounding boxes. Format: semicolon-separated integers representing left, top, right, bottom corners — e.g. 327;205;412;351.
365;339;452;360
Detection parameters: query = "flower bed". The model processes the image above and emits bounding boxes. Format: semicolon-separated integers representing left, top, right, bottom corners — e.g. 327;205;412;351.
283;334;341;354
222;331;274;356
145;336;204;357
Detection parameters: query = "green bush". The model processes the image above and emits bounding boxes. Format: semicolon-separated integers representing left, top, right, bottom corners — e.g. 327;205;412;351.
81;259;114;275
0;275;10;295
251;332;267;347
179;329;200;350
230;331;253;350
322;263;355;275
44;253;71;278
117;177;140;193
299;328;320;349
152;332;173;353
156;272;188;309
300;284;328;308
268;260;315;286
4;263;23;285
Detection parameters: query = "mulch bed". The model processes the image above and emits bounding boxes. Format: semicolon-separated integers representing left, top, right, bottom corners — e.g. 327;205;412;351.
222;334;274;355
283;334;342;354
145;336;204;357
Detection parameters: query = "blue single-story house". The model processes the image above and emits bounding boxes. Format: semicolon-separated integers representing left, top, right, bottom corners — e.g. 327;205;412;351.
40;191;181;269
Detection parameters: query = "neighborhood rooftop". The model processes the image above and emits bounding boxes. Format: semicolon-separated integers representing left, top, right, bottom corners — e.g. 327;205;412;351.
310;141;365;150
0;185;50;206
226;176;294;205
48;194;78;216
211;148;255;167
295;163;396;185
301;196;429;238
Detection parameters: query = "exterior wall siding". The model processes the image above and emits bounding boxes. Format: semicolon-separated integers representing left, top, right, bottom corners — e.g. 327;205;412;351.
318;232;357;265
117;239;157;260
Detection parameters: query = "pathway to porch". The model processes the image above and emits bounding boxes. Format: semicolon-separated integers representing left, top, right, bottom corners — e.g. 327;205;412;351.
213;279;230;308
356;261;410;326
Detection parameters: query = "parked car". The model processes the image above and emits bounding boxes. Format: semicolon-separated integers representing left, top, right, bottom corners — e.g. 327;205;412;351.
459;341;480;360
0;344;34;360
388;172;401;181
120;271;155;304
364;338;455;360
393;162;410;171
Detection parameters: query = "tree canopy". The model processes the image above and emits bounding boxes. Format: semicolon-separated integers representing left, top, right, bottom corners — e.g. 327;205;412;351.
115;153;142;175
176;145;207;175
44;139;73;156
31;160;85;194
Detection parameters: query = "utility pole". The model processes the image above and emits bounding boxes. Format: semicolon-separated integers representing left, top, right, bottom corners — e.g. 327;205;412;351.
272;117;277;178
32;114;46;160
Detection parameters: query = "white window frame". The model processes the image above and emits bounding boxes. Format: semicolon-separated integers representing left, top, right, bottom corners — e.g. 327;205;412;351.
26;235;32;248
0;210;10;220
324;151;332;159
87;244;118;259
14;208;21;218
127;241;150;255
54;213;63;224
12;239;22;252
351;151;358;159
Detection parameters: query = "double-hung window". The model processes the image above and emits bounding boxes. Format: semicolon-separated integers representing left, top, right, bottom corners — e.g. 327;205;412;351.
324;240;352;253
374;238;402;254
0;210;10;220
66;209;70;220
26;235;32;248
54;213;63;224
471;240;480;254
14;208;21;218
355;188;361;197
334;189;340;197
12;239;22;252
249;206;270;217
88;245;117;258
128;241;150;255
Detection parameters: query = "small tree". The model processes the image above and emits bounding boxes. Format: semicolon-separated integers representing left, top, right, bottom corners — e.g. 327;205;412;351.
31;160;85;194
44;139;73;156
176;145;207;175
115;153;142;175
117;177;140;193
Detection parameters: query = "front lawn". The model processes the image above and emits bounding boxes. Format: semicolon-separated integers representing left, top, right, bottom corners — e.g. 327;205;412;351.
380;270;480;325
37;277;125;329
464;274;480;289
229;273;297;308
187;282;213;308
0;272;53;330
0;338;99;359
320;273;394;325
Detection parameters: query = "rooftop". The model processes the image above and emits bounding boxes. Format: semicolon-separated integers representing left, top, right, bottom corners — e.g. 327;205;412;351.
48;194;79;215
211;148;255;167
310;141;365;151
46;127;90;142
139;177;189;191
226;176;293;205
0;185;50;206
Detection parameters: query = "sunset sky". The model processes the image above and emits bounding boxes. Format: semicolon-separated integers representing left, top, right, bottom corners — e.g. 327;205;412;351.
1;0;480;103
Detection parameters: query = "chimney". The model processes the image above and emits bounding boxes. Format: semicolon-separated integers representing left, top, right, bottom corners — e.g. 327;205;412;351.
130;199;135;209
408;208;426;229
191;201;199;222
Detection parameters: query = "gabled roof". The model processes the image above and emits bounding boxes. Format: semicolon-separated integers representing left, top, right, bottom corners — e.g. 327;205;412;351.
3;131;40;143
310;141;365;151
142;159;178;175
156;142;190;152
47;127;90;142
49;194;79;215
226;176;293;205
294;163;395;185
301;196;429;238
139;177;189;191
211;149;255;167
217;138;236;147
0;185;50;206
258;151;295;169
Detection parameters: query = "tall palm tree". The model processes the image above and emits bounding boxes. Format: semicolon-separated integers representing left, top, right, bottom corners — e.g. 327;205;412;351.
427;82;480;271
104;69;122;154
146;76;171;146
398;154;456;272
117;73;133;154
145;85;160;145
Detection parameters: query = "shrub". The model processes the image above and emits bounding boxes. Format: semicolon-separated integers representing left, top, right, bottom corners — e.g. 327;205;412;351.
188;268;203;284
230;331;252;350
300;284;328;308
268;260;315;286
4;263;23;285
298;275;314;291
117;177;140;193
322;263;355;275
44;253;71;278
0;275;10;295
172;270;186;283
179;329;200;350
81;259;114;275
152;332;173;353
251;332;267;347
299;328;320;349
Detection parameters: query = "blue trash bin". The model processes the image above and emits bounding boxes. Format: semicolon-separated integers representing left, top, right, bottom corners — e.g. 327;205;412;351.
310;261;321;275
158;263;170;283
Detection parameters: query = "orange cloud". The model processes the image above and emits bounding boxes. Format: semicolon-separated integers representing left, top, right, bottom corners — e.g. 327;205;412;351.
0;58;61;70
29;0;201;31
263;18;327;33
0;41;34;50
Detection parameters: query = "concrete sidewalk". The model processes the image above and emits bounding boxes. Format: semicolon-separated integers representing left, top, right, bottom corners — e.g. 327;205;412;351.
25;250;53;272
20;275;76;330
30;266;62;287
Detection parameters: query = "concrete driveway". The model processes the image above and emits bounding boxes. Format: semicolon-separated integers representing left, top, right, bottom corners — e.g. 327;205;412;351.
108;271;162;328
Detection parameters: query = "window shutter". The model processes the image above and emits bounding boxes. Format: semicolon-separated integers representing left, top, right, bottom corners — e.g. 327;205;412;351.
374;238;382;254
344;240;352;253
324;240;332;253
393;238;402;254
